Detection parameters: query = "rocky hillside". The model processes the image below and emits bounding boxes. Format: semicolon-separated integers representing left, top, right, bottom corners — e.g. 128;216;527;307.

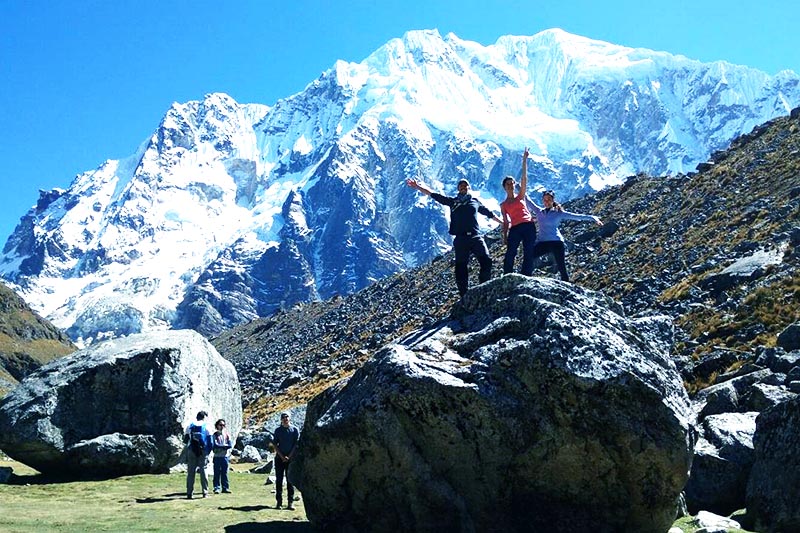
567;109;800;385
0;282;75;396
213;109;799;423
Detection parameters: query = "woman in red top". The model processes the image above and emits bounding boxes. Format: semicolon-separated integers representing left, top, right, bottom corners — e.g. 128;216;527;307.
500;148;538;275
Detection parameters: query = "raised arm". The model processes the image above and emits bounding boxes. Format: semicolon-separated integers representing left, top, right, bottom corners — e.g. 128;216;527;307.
406;178;433;196
516;147;529;201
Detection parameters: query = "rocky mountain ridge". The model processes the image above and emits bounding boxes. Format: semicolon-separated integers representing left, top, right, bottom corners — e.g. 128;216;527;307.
2;28;799;345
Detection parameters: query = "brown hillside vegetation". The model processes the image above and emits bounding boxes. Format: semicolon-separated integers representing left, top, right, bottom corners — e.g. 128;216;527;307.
0;282;76;396
567;112;800;360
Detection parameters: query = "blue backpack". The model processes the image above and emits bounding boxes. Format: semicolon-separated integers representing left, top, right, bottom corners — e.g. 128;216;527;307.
189;425;205;456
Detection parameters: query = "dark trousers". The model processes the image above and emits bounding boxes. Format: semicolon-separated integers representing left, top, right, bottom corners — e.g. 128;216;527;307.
453;234;492;296
503;222;537;276
213;456;229;491
275;457;294;504
531;240;569;281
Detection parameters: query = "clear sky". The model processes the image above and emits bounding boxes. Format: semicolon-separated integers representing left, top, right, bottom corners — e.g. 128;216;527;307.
2;0;798;242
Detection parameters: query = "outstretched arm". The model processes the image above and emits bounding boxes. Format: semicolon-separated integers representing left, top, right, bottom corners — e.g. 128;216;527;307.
478;204;503;225
561;211;603;226
516;148;529;201
406;178;433;196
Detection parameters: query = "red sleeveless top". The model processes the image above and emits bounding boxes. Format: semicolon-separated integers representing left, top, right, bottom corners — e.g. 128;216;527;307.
501;197;533;226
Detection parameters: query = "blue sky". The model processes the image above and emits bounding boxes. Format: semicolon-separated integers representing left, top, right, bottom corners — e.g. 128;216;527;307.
1;0;798;241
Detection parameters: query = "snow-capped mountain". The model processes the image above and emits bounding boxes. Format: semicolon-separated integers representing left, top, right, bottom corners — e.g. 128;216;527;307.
2;28;799;344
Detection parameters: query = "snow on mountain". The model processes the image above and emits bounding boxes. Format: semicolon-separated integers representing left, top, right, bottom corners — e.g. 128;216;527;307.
2;28;799;344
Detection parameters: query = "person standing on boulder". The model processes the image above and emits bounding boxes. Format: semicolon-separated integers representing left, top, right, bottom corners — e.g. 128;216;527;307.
184;410;213;499
272;412;300;510
212;418;233;494
501;148;537;276
525;188;603;282
406;177;503;296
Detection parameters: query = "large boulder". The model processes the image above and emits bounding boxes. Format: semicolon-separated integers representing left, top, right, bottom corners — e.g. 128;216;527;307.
683;412;757;515
0;330;241;478
746;396;800;532
293;275;694;533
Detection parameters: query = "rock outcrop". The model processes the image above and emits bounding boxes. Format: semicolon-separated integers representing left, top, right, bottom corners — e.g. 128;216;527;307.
683;412;757;514
0;330;241;478
293;275;694;533
746;395;800;532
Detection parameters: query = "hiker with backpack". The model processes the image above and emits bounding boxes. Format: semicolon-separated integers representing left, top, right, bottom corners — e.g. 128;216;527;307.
184;410;213;499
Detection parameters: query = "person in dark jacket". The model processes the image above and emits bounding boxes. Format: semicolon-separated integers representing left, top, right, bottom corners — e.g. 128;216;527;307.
406;178;502;296
272;412;300;510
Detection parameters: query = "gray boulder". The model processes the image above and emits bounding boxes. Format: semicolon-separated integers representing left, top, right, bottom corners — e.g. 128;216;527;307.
755;346;800;374
700;248;784;295
293;275;694;533
776;323;800;351
239;445;263;463
747;396;800;532
0;330;242;478
694;368;773;419
684;412;757;515
743;382;797;412
697;382;739;419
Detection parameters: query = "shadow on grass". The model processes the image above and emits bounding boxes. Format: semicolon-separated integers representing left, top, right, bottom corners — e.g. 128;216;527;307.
224;522;316;532
7;472;82;485
218;505;274;512
135;492;187;503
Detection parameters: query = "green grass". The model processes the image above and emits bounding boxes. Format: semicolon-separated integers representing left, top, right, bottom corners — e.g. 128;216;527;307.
0;459;313;532
0;458;766;533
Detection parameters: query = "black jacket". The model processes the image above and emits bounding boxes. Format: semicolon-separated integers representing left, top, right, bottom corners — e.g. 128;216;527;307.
431;193;495;236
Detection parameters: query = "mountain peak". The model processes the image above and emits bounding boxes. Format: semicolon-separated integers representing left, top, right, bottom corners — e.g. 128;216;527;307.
2;30;799;345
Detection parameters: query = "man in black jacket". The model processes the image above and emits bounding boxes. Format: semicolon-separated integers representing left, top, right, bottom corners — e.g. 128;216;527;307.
406;178;502;296
272;412;299;510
